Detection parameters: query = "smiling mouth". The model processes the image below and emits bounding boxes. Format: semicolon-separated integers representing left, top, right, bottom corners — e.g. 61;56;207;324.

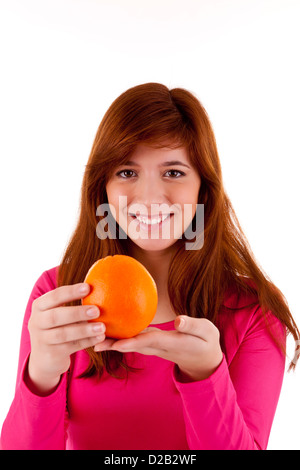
128;213;174;226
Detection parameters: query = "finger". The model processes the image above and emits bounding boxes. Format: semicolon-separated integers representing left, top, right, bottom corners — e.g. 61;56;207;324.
39;304;100;329
93;338;118;352
109;334;174;360
67;333;107;355
175;315;218;341
36;283;91;311
44;320;105;345
93;327;165;352
140;326;161;334
110;329;173;353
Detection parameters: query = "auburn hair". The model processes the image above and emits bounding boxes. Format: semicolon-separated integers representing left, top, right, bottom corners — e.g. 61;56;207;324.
58;82;299;377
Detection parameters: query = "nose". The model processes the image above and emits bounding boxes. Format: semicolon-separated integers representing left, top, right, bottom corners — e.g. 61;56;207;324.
133;175;167;207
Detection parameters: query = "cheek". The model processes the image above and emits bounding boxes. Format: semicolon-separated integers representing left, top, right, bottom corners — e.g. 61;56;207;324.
175;182;200;230
106;180;133;201
106;184;124;209
106;189;129;231
175;185;200;206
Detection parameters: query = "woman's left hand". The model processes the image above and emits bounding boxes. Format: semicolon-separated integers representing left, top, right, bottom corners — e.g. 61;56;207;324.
94;316;223;381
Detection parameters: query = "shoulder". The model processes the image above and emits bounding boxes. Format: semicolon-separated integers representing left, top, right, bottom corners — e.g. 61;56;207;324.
21;267;60;329
28;266;59;302
35;266;58;290
222;277;259;310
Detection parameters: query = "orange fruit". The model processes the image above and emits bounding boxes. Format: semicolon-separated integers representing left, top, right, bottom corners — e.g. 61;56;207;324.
82;255;158;339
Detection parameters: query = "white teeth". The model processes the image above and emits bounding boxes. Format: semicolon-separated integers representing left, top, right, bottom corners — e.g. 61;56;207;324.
134;214;169;225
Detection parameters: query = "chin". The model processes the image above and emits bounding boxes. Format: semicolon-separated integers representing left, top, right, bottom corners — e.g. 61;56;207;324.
128;237;179;253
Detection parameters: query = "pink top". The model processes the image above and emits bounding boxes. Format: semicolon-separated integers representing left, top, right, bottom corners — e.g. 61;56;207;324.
1;267;286;450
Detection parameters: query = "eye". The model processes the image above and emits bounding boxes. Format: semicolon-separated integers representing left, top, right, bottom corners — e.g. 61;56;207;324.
164;169;186;178
116;169;137;179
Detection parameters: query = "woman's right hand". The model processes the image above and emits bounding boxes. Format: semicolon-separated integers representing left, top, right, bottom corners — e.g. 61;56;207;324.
27;283;105;394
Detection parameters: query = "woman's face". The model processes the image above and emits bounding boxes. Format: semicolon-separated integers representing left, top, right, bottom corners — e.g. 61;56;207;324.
106;144;201;252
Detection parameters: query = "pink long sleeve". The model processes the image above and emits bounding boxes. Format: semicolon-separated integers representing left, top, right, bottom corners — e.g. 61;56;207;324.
174;307;286;450
1;268;68;450
1;268;286;450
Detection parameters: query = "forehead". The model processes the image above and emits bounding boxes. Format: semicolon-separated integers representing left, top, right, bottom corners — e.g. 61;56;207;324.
126;144;190;165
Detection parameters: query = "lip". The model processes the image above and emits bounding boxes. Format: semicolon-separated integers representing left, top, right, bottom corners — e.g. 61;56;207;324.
128;213;172;219
128;213;174;231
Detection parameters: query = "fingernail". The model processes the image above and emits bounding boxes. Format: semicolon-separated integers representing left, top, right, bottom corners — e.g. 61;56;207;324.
92;323;104;332
176;316;185;329
79;283;90;294
86;307;99;318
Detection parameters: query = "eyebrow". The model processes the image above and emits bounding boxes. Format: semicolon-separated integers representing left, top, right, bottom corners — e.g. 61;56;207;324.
123;160;191;169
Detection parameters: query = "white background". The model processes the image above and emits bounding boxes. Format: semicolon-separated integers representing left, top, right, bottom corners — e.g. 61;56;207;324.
0;0;299;449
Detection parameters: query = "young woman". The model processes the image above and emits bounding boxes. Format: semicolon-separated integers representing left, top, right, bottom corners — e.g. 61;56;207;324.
1;83;299;450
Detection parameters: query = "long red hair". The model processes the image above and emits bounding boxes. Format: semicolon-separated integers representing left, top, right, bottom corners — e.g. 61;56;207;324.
58;82;299;377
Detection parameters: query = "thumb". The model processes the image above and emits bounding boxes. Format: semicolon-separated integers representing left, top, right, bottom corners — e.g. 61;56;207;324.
174;315;211;341
174;315;189;331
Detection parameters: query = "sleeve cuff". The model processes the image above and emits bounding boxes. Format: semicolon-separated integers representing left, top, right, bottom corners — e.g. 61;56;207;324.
173;353;229;394
18;354;67;407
